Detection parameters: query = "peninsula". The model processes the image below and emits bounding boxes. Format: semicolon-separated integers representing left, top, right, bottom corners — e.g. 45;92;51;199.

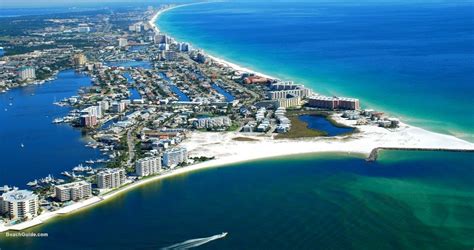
0;3;473;234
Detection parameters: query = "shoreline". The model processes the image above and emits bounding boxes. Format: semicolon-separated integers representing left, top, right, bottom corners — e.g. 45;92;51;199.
150;3;279;80
1;3;474;234
152;2;474;142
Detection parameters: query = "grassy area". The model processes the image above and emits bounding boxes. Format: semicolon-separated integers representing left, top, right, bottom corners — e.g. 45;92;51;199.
275;114;327;139
275;110;356;139
226;122;241;132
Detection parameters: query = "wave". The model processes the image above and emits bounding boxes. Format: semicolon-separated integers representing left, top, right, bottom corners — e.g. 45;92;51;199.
162;232;228;250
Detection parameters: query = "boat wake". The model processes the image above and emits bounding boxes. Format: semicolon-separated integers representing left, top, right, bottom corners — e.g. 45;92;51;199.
162;232;228;249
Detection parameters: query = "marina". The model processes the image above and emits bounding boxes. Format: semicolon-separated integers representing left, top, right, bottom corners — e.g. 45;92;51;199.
0;2;472;249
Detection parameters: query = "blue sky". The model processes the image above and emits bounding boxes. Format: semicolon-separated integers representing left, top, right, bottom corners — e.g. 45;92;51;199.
2;0;472;8
1;0;195;8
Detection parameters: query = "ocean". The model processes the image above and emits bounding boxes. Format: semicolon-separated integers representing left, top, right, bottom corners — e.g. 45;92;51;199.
156;1;474;141
0;2;473;249
1;151;473;249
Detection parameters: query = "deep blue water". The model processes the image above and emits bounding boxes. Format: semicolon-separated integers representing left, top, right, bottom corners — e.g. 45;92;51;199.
299;114;354;136
0;70;100;187
1;151;473;249
157;1;474;141
211;83;235;102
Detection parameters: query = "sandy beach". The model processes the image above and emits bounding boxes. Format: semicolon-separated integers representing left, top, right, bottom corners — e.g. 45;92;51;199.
1;3;473;234
150;3;279;80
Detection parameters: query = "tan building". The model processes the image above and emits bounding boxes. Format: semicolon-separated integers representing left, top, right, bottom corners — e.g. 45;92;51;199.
73;53;87;67
18;66;35;81
54;181;92;202
97;168;126;189
308;95;360;110
276;96;302;108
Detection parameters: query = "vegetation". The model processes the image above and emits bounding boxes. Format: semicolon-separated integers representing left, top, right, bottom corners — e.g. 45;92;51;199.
226;122;241;132
276;110;356;139
276;115;327;139
232;137;259;142
190;156;215;163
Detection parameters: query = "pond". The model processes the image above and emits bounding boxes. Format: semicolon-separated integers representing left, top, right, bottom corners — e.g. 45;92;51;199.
299;114;353;136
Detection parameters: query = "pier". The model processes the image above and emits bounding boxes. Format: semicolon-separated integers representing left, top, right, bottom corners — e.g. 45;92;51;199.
366;147;474;162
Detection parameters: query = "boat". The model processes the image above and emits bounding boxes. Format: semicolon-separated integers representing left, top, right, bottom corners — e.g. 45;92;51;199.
39;174;54;184
52;118;64;124
61;171;72;177
55;179;65;184
20;143;24;148
27;180;38;186
73;164;93;172
85;160;95;164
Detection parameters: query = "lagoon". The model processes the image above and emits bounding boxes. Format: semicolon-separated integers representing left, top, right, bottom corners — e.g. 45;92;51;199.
299;114;353;136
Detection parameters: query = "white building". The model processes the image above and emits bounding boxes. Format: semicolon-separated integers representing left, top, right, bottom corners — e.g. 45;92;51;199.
54;181;92;202
118;38;128;47
163;147;188;168
18;66;36;81
135;157;162;177
97;168;126;189
0;189;39;220
81;105;102;119
98;100;109;113
78;24;91;33
129;23;142;32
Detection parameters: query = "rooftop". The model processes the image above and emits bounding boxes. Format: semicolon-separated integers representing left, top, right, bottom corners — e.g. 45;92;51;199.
1;189;37;202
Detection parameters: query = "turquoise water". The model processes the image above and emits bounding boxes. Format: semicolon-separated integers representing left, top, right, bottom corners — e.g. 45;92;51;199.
157;1;474;141
1;3;473;249
1;151;473;249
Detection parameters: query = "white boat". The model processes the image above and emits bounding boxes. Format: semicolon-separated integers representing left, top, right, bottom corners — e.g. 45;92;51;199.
52;118;64;124
61;171;72;177
85;160;95;164
39;174;54;184
20;143;24;148
56;179;65;184
219;232;228;237
73;164;93;172
27;180;38;186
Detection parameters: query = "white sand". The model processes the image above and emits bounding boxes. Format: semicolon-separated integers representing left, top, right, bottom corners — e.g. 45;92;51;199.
181;114;474;164
150;3;279;80
2;4;473;233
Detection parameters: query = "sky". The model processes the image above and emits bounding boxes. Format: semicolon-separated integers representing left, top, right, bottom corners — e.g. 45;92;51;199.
2;0;473;8
0;0;196;8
